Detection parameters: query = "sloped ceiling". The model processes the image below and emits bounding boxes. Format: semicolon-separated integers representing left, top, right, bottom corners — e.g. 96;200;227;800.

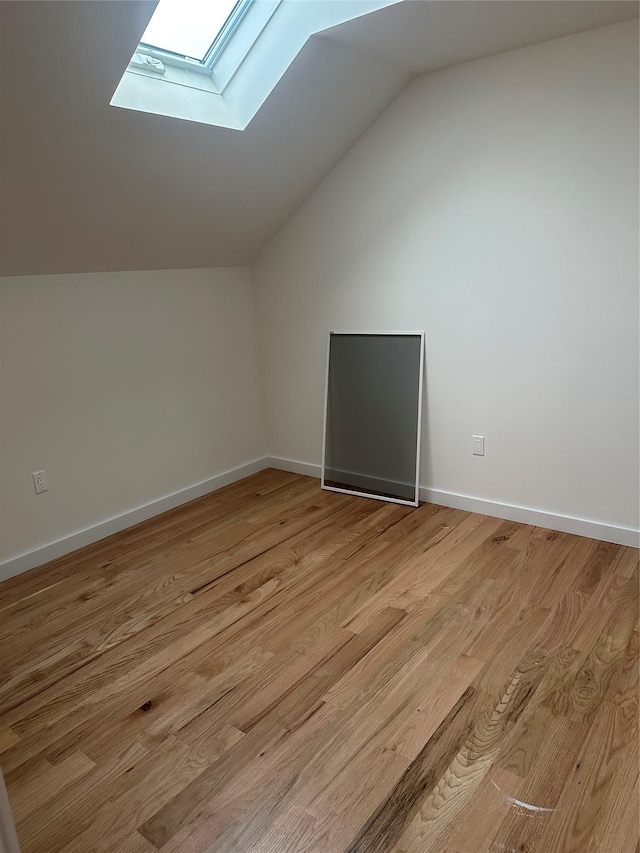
321;0;639;74
0;0;637;277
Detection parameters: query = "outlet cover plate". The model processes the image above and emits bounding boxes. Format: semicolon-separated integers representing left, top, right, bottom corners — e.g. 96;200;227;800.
32;470;49;494
472;436;485;456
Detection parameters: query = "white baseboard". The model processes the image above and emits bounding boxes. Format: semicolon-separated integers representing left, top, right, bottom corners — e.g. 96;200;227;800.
2;454;637;583
418;487;639;548
264;456;320;478
0;457;270;582
266;457;639;548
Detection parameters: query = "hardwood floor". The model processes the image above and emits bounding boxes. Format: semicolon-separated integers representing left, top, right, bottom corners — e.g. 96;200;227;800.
0;469;637;853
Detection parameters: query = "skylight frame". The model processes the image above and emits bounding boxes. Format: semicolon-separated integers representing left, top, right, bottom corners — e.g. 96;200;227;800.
137;0;254;74
113;0;403;131
201;0;255;69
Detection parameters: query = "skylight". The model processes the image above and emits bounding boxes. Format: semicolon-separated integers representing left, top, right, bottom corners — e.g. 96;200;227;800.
112;0;403;130
140;0;241;61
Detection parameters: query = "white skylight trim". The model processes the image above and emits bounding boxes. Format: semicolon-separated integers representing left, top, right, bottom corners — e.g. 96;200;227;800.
111;0;404;130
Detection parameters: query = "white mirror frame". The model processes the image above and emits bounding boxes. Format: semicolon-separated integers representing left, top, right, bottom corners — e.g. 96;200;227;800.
321;330;425;507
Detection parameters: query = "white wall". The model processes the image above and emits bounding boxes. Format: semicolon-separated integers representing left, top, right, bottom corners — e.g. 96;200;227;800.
253;21;639;536
0;268;266;570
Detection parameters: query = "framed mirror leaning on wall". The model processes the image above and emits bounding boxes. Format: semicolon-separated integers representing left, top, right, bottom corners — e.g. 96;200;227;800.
322;331;425;507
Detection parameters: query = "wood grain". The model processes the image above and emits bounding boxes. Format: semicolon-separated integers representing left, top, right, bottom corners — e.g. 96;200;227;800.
0;469;636;853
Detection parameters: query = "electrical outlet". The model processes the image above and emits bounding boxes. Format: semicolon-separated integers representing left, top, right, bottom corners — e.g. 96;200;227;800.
32;470;49;494
472;436;485;457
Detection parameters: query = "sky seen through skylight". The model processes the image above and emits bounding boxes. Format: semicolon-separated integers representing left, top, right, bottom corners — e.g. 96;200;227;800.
140;0;239;60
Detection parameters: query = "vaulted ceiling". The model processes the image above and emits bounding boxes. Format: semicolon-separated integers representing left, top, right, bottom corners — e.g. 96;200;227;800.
1;0;637;276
